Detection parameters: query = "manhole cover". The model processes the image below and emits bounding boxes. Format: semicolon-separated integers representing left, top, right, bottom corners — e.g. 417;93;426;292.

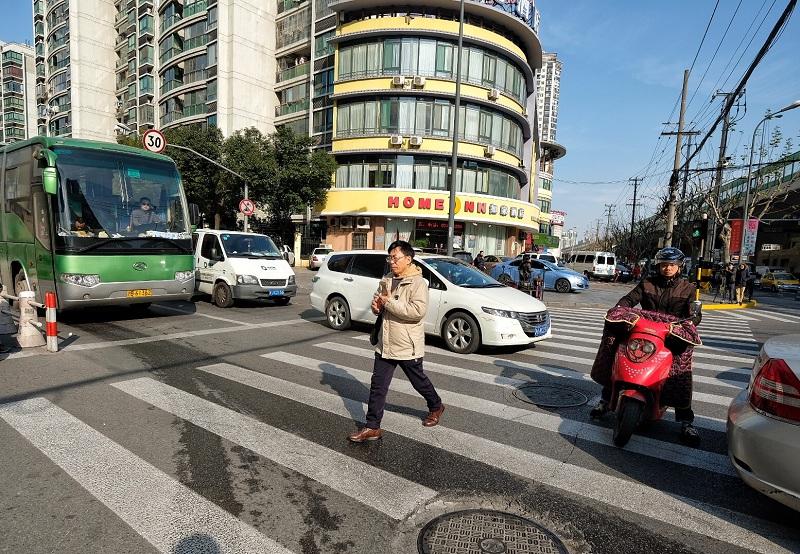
418;510;568;554
513;384;588;408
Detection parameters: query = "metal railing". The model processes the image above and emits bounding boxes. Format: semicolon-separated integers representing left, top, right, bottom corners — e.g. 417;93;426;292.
276;99;309;116
277;62;309;83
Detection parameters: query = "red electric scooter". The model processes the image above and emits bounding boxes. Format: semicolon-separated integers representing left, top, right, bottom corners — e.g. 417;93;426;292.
607;305;701;447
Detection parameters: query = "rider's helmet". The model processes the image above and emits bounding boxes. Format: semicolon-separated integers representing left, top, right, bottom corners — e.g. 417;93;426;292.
654;247;685;266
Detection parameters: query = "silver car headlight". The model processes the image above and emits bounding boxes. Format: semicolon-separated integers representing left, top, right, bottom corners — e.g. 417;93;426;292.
236;274;259;285
482;307;519;318
59;273;101;287
288;275;296;285
175;270;193;281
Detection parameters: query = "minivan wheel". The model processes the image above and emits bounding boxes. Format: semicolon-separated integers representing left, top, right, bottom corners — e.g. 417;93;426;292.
326;296;351;330
443;312;481;354
212;281;235;308
555;278;571;293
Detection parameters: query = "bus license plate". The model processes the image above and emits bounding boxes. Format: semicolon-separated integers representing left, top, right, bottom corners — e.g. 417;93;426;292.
127;289;153;298
269;289;284;296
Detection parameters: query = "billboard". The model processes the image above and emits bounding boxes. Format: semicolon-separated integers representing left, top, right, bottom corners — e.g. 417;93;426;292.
728;219;759;258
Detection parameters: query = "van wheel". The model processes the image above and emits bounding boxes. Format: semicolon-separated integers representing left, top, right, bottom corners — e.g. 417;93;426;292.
212;282;235;308
326;296;351;330
443;312;481;354
555;278;571;293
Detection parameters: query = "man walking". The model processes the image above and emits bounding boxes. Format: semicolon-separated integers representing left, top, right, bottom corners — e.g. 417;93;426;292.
348;240;444;442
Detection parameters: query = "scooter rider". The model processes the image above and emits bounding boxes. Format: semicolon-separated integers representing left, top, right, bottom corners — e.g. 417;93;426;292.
590;246;702;446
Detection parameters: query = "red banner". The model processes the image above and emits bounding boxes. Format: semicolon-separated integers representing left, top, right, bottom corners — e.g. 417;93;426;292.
729;219;743;255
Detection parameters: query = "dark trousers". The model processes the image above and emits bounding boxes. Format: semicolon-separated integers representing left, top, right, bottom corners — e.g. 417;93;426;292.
365;354;442;429
600;386;694;422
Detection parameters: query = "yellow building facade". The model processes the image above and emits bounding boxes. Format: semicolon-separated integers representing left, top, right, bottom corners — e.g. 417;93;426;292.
321;0;544;256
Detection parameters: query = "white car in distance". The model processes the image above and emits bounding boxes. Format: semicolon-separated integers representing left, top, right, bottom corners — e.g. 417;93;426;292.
309;246;333;270
309;250;551;354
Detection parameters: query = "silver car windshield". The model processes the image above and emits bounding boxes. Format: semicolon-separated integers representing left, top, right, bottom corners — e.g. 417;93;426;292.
425;257;503;288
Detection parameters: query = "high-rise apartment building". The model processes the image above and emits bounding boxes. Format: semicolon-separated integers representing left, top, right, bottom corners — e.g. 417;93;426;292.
533;51;565;252
33;0;277;141
1;42;37;144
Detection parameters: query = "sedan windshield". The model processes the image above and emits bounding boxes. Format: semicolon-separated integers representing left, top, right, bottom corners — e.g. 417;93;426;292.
425;257;503;288
54;147;189;239
773;273;796;280
221;234;281;258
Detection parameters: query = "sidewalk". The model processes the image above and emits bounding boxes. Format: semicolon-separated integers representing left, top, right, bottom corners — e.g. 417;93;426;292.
698;290;757;311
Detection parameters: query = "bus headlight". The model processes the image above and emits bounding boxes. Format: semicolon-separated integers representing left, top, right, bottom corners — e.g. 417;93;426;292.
236;274;259;285
175;270;193;281
60;274;101;287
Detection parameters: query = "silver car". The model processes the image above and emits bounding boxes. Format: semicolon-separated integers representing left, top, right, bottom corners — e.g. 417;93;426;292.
727;334;800;512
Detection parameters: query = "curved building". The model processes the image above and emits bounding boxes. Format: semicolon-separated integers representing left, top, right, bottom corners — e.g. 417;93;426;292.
321;0;544;255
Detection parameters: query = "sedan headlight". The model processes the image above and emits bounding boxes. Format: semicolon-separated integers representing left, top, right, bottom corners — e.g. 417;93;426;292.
60;273;101;287
236;274;259;285
482;307;519;318
288;275;296;285
175;270;193;281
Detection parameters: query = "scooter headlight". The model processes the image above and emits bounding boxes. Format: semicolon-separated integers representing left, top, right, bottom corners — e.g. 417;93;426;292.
626;338;656;362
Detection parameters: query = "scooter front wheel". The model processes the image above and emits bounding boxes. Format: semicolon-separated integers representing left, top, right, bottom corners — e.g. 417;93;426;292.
613;397;644;448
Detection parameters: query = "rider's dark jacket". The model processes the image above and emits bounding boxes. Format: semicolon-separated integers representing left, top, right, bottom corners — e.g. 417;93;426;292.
616;274;701;325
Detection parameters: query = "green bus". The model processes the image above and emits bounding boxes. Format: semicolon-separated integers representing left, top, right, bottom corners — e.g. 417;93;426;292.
0;136;195;309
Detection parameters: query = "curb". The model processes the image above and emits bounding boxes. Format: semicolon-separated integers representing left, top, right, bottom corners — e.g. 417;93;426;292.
701;300;758;311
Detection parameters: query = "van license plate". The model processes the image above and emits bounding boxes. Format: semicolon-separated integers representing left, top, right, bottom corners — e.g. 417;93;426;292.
269;289;284;296
534;323;549;337
127;289;153;297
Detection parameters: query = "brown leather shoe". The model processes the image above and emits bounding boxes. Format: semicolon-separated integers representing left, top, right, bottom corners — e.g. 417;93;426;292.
423;405;445;427
348;427;383;443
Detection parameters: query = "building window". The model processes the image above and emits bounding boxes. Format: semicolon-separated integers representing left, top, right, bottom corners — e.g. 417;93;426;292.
352;233;367;250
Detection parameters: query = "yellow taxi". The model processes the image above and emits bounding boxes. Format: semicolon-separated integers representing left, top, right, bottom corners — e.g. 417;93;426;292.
760;271;800;293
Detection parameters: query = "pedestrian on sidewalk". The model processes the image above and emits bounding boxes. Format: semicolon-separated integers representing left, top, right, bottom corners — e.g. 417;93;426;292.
348;240;444;443
722;263;735;303
632;264;642;282
745;272;756;302
735;263;750;305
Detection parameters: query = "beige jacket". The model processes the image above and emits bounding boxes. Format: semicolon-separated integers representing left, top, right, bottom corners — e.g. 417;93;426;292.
374;264;427;360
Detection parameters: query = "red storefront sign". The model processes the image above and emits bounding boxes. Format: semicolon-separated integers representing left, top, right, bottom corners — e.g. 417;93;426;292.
729;219;743;255
416;219;464;233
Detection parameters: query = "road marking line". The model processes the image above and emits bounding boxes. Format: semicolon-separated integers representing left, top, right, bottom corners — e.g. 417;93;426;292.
112;377;435;521
152;303;261;325
748;311;800;323
199;362;796;554
0;397;294;554
266;349;735;474
551;316;752;337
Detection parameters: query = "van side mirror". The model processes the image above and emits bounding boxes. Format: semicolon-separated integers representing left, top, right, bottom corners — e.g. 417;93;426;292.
43;167;58;195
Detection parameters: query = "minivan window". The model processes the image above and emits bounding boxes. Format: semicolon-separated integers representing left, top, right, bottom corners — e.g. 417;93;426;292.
327;254;353;273
596;256;605;264
607;257;615;265
201;234;222;260
576;255;587;263
350;254;387;279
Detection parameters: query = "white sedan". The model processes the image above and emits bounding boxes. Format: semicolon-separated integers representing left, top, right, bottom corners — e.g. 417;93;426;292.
310;250;550;354
727;334;800;512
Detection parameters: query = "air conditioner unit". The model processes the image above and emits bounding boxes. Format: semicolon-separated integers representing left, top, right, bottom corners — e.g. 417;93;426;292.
409;135;423;146
356;216;370;229
389;134;403;146
484;145;495;157
329;216;339;227
412;76;426;87
488;88;500;101
391;75;406;87
339;216;354;229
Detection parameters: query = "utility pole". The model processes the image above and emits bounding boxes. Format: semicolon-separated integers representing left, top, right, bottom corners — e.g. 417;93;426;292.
707;90;736;260
662;69;690;247
603;204;615;250
627;177;642;255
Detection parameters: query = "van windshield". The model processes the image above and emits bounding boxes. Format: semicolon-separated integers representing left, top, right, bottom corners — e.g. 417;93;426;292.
220;233;282;258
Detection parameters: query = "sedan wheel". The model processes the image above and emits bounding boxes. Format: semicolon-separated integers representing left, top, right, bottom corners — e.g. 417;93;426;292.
326;296;351;330
555;278;571;293
443;312;481;354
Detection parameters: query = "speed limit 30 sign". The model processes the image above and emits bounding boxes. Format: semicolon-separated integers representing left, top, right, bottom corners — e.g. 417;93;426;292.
142;129;166;154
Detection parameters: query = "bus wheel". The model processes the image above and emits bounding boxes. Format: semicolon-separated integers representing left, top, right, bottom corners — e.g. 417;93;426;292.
13;271;31;298
213;282;235;308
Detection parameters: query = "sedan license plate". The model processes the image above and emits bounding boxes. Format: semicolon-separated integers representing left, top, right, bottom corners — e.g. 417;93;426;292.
533;323;549;337
268;289;284;296
127;289;153;298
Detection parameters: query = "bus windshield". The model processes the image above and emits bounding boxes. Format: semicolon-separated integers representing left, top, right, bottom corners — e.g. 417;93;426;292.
220;233;282;259
53;147;190;240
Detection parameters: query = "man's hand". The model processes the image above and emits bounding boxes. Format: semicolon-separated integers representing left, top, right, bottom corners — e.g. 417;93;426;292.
371;296;382;315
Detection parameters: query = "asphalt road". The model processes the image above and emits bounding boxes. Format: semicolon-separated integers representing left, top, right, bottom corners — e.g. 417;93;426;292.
0;270;799;554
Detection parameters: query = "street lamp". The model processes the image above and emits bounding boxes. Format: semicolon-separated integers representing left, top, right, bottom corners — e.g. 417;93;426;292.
446;0;465;256
740;99;800;258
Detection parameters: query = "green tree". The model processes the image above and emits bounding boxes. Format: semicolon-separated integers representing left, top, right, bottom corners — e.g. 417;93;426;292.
220;127;271;224
261;127;336;240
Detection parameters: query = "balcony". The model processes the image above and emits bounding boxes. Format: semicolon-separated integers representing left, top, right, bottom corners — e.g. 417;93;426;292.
183;0;208;18
277;0;307;14
159;46;182;64
160;14;182;33
34;0;45;18
276;99;309;117
277;62;309;83
183;34;209;51
160;79;184;95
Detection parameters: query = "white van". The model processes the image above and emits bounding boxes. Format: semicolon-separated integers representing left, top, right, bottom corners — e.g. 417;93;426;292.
192;230;297;307
566;251;617;280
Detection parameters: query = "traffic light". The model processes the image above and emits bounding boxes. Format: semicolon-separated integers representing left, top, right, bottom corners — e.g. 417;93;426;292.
691;218;708;244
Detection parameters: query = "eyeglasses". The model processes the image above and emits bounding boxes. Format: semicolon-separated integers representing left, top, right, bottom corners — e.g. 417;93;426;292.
386;255;408;263
141;202;151;207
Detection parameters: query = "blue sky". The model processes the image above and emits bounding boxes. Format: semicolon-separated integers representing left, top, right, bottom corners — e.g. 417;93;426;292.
3;1;799;241
537;0;800;240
